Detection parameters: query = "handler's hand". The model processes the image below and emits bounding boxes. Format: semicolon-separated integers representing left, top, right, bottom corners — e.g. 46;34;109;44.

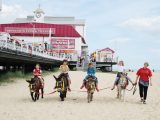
134;82;137;86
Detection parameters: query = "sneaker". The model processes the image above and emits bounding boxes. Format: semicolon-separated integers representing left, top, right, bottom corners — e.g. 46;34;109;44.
140;98;143;102
143;100;146;104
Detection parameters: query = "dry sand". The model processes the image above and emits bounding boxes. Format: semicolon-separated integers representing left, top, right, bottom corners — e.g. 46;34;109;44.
0;71;160;120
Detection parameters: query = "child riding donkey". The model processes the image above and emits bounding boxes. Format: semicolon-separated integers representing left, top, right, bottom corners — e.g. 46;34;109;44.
55;60;71;91
111;61;133;90
80;63;99;92
26;64;44;85
33;64;44;86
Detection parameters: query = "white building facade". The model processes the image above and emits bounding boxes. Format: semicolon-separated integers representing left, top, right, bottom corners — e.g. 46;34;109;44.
0;7;88;61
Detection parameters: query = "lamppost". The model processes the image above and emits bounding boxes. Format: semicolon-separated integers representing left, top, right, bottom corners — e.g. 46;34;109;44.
29;23;36;53
58;44;60;58
29;23;35;38
21;39;24;51
44;42;48;51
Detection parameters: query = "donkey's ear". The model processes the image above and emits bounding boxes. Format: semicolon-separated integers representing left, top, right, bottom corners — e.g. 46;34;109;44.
53;75;57;80
26;80;30;83
26;80;32;84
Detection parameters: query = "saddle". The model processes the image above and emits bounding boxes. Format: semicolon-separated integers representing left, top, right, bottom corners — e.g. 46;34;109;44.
119;77;128;89
55;74;68;91
58;73;68;80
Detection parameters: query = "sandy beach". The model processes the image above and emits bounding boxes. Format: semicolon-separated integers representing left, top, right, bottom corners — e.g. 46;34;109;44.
0;71;160;120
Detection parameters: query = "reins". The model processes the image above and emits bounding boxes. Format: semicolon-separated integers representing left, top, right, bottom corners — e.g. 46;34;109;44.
71;86;112;93
32;89;57;96
133;85;137;95
99;86;111;91
126;85;134;91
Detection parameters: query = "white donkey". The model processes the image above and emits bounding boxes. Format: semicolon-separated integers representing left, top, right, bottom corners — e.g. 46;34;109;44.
117;73;129;102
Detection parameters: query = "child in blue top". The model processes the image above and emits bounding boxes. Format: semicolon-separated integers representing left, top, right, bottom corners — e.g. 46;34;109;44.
80;63;99;91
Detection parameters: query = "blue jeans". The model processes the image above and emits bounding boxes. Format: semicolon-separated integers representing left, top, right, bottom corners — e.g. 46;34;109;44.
114;76;132;85
84;75;98;84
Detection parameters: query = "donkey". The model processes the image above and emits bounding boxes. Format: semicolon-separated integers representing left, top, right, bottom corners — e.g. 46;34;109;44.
117;74;128;102
53;73;69;101
85;76;96;103
26;77;44;102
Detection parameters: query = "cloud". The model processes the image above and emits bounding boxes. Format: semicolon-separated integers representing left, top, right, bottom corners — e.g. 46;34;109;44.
0;4;29;23
120;16;160;32
110;37;130;44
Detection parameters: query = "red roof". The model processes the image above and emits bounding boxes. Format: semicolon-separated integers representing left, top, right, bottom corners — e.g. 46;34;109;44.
0;22;86;43
98;47;115;53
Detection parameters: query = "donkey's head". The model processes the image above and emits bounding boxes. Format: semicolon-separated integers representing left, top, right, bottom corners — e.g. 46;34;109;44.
119;75;128;89
86;77;96;93
53;75;67;92
26;77;38;84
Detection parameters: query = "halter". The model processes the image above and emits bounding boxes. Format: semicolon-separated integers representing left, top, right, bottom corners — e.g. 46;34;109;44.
55;76;66;92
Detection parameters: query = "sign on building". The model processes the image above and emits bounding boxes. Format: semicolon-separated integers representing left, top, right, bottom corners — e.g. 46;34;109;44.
51;39;75;49
4;27;55;35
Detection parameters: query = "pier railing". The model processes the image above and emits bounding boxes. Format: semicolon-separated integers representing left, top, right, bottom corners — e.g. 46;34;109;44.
0;39;72;61
103;57;118;63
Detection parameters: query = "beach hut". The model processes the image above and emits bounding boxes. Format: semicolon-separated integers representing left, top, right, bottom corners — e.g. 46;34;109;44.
96;47;115;62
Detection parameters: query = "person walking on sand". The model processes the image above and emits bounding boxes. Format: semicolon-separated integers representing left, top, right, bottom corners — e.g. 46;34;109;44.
134;62;152;104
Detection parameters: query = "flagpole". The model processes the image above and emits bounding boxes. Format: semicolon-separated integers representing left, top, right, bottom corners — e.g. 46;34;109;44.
49;28;52;50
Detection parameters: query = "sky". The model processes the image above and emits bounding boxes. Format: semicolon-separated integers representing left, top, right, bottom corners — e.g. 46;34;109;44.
0;0;160;70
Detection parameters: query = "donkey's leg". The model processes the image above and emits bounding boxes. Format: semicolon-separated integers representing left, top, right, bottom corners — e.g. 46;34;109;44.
87;92;90;103
31;92;35;101
91;93;93;101
60;91;64;101
41;88;44;99
123;90;125;102
89;92;92;103
64;90;67;98
34;92;38;101
117;86;120;98
37;90;39;100
119;87;122;100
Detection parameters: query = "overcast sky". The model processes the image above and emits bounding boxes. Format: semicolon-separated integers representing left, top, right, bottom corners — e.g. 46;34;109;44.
0;0;160;70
